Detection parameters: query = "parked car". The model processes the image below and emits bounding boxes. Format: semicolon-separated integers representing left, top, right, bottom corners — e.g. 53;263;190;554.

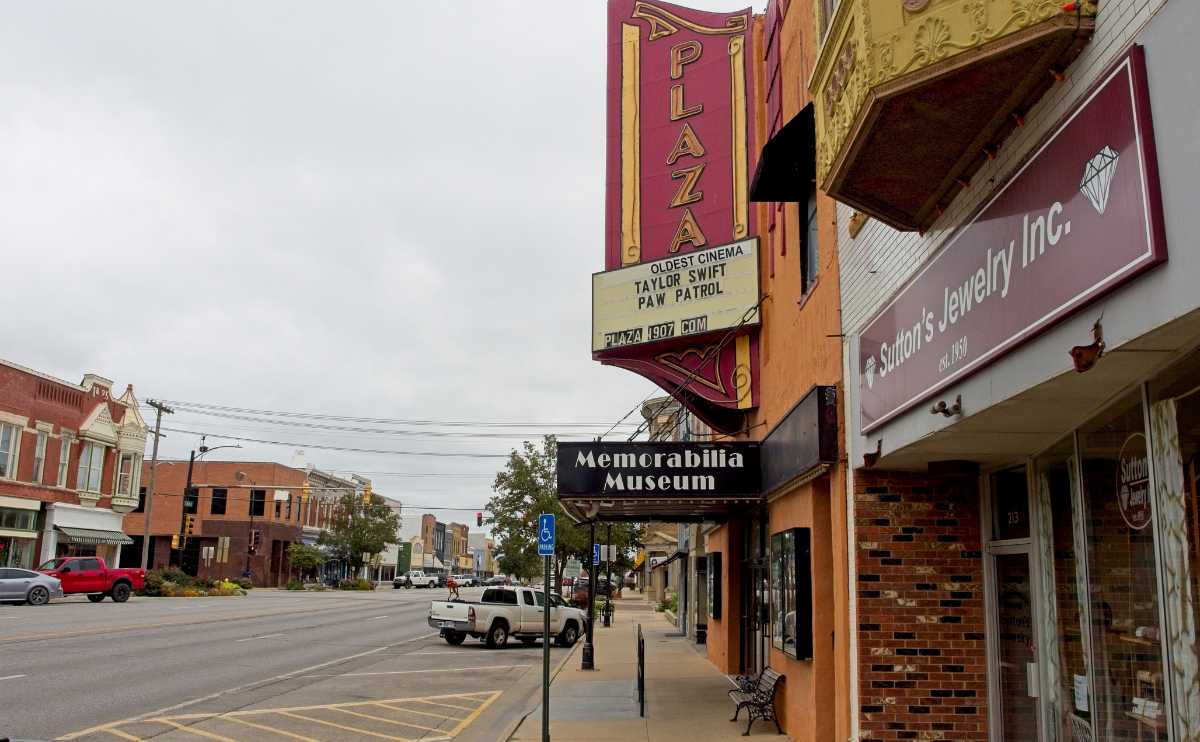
395;570;439;589
36;557;144;603
0;567;63;606
452;574;477;587
484;575;509;586
428;586;586;648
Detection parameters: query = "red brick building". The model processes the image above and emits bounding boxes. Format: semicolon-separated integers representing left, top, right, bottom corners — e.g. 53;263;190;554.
123;461;321;586
0;358;147;569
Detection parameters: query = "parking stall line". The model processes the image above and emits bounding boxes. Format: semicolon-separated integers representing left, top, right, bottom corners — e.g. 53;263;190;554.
159;719;239;742
328;707;445;733
444;692;502;737
221;717;319;741
0;673;28;680
410;699;478;712
103;729;142;741
375;703;460;721
234;632;285;643
275;711;411;741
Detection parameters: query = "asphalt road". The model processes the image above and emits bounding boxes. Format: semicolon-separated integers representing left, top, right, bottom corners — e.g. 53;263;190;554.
0;586;576;742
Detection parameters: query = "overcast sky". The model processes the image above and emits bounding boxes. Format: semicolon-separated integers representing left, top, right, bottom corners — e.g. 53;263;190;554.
0;2;757;533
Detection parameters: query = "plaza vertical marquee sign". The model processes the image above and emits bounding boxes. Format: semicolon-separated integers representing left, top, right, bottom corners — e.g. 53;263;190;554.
598;0;760;434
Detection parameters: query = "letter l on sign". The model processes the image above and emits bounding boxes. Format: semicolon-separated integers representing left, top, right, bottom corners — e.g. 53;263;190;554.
538;513;556;556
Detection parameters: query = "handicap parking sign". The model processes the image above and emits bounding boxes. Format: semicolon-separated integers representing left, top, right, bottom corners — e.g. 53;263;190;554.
593;543;600;565
538;513;556;556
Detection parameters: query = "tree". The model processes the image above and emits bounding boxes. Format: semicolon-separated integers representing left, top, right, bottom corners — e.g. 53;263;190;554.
318;492;401;576
287;543;325;581
487;436;643;586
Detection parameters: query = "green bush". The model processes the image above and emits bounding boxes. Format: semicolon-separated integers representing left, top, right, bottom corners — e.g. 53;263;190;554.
285;578;305;591
234;577;254;590
337;578;375;591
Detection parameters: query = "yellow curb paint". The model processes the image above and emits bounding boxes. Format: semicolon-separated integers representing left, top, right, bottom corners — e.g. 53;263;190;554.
103;729;142;741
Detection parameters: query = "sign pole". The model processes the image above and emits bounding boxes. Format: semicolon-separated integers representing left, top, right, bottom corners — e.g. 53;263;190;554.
542;553;551;742
537;512;556;742
582;521;596;670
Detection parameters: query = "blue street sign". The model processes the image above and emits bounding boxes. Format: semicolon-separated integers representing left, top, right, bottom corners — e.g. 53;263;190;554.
593;543;600;565
538;513;556;556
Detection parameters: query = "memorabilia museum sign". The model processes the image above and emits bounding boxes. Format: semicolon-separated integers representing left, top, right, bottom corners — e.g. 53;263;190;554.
858;48;1166;433
596;0;759;433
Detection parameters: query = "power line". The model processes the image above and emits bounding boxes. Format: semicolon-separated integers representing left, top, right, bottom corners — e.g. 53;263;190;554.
149;407;624;441
152;399;640;429
158;427;511;458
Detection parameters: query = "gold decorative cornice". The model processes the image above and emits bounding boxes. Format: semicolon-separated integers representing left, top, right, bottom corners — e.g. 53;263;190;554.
632;2;748;40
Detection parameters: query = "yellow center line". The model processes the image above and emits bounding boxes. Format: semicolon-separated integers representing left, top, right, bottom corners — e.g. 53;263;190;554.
222;716;320;741
104;729;143;742
410;699;476;712
159;719;239;742
329;707;444;733
276;711;411;741
446;691;503;737
375;703;460;721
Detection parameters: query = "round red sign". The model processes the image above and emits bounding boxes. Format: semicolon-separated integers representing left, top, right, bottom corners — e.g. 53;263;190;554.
1117;432;1152;530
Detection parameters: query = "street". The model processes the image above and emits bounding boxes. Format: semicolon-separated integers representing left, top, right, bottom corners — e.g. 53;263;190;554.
0;587;573;742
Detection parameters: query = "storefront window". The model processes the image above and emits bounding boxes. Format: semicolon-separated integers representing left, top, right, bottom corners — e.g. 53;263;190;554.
1149;350;1200;737
769;528;811;660
1078;392;1166;737
1037;436;1093;740
0;536;36;568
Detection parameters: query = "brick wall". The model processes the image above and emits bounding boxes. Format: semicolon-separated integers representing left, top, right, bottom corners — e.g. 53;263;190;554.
854;470;987;741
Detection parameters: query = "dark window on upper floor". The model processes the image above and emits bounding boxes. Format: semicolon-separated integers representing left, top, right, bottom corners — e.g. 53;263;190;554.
250;489;266;517
210;488;227;516
134;487;146;513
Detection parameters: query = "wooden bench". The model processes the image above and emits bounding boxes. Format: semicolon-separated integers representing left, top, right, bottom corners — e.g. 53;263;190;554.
728;667;784;735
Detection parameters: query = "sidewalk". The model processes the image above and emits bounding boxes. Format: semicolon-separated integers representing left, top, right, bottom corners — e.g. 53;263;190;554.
509;593;786;741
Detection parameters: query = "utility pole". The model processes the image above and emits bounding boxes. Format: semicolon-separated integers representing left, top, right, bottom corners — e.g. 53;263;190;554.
141;400;173;570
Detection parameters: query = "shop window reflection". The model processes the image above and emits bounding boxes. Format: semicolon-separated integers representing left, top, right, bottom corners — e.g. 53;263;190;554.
1079;393;1165;739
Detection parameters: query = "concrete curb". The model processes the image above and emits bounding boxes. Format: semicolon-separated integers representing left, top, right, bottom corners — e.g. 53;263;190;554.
501;635;584;741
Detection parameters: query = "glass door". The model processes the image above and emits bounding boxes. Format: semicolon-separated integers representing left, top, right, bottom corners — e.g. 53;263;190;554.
994;551;1042;741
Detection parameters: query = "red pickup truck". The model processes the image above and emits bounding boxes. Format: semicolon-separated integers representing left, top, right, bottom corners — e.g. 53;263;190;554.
37;557;145;603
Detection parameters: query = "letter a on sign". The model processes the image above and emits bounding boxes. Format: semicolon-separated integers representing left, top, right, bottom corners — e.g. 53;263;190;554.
538;513;556;556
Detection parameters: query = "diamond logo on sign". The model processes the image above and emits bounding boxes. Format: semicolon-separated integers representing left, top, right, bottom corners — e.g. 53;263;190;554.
1080;145;1119;215
864;356;876;390
538;513;556;556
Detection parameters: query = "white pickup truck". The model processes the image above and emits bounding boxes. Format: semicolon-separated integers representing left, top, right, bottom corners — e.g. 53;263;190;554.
396;570;439;589
428;586;586;648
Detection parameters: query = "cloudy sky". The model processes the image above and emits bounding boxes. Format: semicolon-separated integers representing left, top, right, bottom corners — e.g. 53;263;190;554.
0;1;756;532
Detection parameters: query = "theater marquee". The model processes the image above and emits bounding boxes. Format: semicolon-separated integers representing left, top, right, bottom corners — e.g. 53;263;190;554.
592;238;760;352
596;0;759;434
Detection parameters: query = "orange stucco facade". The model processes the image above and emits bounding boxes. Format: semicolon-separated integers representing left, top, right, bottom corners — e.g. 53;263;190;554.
702;3;851;741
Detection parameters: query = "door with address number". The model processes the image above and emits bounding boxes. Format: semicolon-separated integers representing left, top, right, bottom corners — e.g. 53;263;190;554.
987;466;1045;742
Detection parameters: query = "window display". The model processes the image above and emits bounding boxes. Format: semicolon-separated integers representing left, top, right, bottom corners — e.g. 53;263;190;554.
770;527;811;660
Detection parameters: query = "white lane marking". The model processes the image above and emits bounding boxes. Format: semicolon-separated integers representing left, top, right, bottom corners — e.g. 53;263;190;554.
0;673;28;680
302;663;530;678
365;615;390;621
57;632;439;740
235;632;285;643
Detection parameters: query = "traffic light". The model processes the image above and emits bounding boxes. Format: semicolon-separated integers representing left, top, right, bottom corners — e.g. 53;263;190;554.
171;534;180;550
249;529;262;554
183;514;196;537
476;512;483;527
362;482;373;504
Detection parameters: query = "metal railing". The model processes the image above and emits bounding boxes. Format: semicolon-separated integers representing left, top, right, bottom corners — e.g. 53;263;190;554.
636;623;645;717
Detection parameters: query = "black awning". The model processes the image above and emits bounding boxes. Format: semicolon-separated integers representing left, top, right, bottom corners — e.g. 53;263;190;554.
559;495;761;524
749;103;815;203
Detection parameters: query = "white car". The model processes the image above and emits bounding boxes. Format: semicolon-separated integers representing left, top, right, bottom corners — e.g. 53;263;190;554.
395;570;439;589
428;586;585;648
451;574;478;587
